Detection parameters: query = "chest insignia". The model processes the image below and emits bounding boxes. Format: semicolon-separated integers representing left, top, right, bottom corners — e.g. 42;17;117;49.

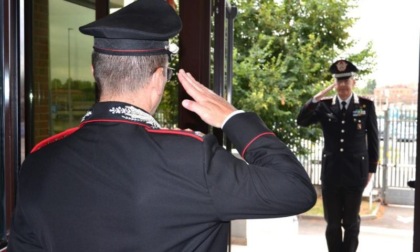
353;109;366;117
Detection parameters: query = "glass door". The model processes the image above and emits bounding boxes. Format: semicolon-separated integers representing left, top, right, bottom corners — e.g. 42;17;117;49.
31;0;95;145
49;1;95;134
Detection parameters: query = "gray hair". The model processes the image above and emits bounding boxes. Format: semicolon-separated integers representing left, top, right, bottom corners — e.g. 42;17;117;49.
92;52;168;97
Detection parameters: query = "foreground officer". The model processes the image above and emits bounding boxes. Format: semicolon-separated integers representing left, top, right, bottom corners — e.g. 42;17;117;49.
297;59;379;252
8;0;316;251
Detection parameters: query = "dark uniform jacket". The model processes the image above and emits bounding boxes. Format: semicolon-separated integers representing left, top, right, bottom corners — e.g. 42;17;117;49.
297;94;379;188
9;101;316;252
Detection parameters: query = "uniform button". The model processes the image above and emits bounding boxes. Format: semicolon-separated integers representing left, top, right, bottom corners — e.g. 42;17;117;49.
323;154;326;157
362;156;365;160
342;120;345;124
341;129;345;133
340;148;344;152
340;139;344;142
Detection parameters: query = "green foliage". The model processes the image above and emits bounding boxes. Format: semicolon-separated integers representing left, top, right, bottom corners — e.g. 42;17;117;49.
356;78;376;95
157;77;179;128
231;0;375;154
155;35;180;128
155;2;181;128
52;78;96;101
154;0;376;154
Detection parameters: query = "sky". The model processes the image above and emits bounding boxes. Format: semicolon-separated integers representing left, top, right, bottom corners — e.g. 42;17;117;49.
349;0;420;87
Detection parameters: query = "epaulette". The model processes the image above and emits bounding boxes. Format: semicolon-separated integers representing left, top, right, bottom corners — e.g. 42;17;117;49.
31;127;80;153
358;95;374;101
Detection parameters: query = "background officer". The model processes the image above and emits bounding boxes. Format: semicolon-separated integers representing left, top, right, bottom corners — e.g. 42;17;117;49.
8;0;316;251
297;59;379;252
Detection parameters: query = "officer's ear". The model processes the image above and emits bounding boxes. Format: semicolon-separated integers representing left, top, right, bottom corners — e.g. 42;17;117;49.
150;67;166;94
151;67;165;84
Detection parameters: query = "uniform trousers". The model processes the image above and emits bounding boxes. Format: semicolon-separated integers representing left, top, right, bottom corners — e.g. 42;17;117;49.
322;185;363;252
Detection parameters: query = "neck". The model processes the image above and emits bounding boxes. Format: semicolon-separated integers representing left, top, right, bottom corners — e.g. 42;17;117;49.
338;93;352;101
100;91;152;114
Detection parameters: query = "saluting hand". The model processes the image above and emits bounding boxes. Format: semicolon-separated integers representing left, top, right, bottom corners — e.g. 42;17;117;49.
177;69;237;128
313;82;336;102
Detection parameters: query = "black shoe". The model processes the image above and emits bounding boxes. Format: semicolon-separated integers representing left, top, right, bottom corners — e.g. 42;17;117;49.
0;239;8;249
407;180;416;188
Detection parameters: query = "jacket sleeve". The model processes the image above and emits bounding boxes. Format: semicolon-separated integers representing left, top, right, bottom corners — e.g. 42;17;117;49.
365;101;380;172
204;112;317;221
7;192;44;252
296;99;319;127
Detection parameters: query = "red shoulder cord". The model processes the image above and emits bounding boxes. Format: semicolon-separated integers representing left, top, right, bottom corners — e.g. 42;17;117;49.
30;127;80;153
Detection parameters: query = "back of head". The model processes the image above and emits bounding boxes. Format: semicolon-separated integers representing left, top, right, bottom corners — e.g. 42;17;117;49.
92;53;168;95
79;0;182;96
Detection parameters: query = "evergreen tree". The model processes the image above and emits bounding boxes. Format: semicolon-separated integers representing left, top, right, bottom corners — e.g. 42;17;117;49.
231;0;375;154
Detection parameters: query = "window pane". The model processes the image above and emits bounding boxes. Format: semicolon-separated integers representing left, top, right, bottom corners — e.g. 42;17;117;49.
49;1;95;134
32;0;95;145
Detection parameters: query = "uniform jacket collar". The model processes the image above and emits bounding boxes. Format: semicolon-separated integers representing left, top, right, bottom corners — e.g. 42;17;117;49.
331;93;359;105
81;101;161;129
330;93;359;118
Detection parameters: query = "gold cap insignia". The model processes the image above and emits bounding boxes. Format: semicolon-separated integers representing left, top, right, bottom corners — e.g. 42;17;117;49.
336;61;347;72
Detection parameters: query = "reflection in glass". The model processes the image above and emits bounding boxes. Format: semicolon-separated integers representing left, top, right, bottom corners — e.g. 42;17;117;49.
48;1;94;134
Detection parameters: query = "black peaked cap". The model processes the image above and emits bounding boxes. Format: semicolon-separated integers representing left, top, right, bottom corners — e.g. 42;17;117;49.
329;59;359;80
79;0;182;56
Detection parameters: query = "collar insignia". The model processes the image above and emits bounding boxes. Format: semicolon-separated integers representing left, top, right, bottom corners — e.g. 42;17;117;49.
109;105;161;129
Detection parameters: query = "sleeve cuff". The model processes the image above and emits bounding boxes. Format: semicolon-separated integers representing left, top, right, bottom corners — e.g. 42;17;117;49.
221;110;245;129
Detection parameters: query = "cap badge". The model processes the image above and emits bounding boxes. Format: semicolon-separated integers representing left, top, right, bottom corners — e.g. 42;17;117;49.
336;61;347;72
